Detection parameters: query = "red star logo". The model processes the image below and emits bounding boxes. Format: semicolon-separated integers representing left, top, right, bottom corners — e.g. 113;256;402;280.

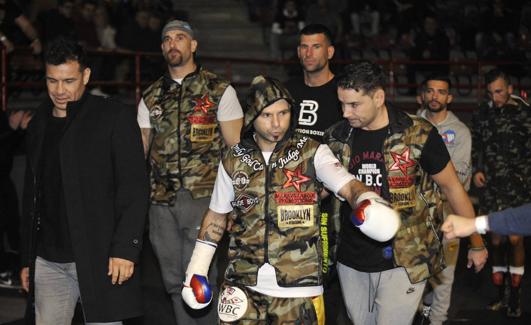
282;165;311;192
389;148;416;176
193;94;215;114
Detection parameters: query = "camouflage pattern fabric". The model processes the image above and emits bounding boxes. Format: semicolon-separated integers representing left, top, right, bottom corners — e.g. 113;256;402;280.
223;134;322;287
143;68;229;204
325;113;444;284
218;282;321;325
472;95;531;214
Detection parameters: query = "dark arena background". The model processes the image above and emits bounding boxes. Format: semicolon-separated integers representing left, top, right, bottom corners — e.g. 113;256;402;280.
1;0;531;324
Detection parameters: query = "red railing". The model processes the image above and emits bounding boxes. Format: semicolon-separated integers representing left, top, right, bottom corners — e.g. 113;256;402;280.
1;46;529;111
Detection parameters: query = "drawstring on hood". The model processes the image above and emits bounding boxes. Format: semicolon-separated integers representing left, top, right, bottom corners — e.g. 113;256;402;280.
242;75;296;140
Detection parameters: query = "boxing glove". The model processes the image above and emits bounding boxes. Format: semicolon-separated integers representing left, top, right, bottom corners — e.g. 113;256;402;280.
352;191;401;242
182;239;217;309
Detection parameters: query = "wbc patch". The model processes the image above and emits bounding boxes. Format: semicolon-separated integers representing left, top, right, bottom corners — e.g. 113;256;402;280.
277;205;314;228
441;129;456;145
274;192;317;205
218;286;248;322
232;171;250;191
231;193;259;213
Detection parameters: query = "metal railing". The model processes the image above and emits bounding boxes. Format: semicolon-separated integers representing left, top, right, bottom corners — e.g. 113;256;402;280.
1;46;529;111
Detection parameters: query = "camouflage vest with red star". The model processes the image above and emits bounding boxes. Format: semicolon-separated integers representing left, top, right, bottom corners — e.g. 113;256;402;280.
222;134;324;287
143;68;229;204
326;115;444;284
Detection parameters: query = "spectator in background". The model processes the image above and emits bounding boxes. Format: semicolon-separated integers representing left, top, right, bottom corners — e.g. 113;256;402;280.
94;5;117;51
305;0;343;46
270;0;304;59
407;15;450;94
36;0;76;45
348;1;380;38
472;69;531;318
0;0;42;54
73;0;99;49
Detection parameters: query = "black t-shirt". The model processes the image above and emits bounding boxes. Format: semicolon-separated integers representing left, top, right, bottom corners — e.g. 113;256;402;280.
37;114;74;263
338;126;450;272
285;77;342;143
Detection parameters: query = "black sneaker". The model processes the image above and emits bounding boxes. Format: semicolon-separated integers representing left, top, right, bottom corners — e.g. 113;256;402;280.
507;287;522;318
0;271;21;289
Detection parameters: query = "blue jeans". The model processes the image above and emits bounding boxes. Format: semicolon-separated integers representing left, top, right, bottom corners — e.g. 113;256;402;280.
34;256;123;325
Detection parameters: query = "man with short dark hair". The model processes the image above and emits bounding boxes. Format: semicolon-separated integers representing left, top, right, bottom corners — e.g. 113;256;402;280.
417;75;472;325
284;22;345;322
20;37;148;325
472;68;531;318
137;19;243;324
325;61;487;325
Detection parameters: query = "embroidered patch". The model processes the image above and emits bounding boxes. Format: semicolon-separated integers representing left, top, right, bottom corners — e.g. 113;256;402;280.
274;192;317;205
389;148;417;176
188;115;215;124
389;186;416;209
218;286;248;322
192;94;215;114
149;105;163;119
388;175;416;188
231;193;259;213
277;205;314;228
190;124;216;142
382;245;393;259
282;165;311;192
441;129;456;145
232;171;250;191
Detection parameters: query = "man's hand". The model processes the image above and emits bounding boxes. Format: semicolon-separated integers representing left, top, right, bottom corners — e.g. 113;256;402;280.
108;257;134;285
473;172;486;188
20;267;29;292
467;248;488;273
442;214;477;239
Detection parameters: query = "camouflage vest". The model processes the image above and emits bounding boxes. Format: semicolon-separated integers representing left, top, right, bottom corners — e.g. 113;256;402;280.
327;114;444;283
222;134;323;287
143;68;229;204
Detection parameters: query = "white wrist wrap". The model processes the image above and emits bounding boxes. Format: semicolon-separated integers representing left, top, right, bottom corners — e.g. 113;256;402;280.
356;191;381;206
184;239;217;285
475;216;489;235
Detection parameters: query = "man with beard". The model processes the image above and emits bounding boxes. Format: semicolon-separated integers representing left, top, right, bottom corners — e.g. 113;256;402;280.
325;62;487;325
285;23;345;323
472;68;531;318
286;24;341;143
416;75;472;325
137;20;243;324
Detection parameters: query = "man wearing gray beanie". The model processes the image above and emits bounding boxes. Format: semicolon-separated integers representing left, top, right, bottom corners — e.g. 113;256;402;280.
137;19;244;324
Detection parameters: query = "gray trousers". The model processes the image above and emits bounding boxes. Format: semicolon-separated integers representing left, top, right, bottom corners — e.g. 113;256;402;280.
149;190;218;324
337;263;426;325
34;256;122;325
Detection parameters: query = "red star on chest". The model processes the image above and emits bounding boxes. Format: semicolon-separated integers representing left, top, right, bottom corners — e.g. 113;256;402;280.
389;148;416;176
193;94;215;114
282;165;311;192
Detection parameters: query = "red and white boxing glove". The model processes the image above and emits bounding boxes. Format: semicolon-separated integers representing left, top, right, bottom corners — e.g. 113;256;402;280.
352;191;401;242
182;239;217;309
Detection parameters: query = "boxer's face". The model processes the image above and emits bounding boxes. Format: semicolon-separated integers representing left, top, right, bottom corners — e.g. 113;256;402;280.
487;78;512;108
253;99;291;151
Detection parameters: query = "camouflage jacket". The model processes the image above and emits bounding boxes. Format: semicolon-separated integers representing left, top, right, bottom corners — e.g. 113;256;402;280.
143;67;229;204
325;105;444;283
471;95;531;210
222;134;324;287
